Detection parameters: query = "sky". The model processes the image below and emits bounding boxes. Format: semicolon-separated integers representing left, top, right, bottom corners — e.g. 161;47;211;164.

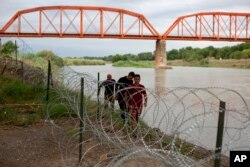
0;0;250;57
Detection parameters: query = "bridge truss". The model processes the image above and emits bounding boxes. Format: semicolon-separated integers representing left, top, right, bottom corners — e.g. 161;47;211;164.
0;6;249;42
0;6;159;39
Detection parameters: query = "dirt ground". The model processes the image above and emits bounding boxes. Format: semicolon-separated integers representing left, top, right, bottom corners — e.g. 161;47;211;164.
0;122;66;167
0;121;230;167
0;120;170;167
0;120;112;167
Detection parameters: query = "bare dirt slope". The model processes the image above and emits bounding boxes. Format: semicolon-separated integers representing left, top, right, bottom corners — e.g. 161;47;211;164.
0;123;64;167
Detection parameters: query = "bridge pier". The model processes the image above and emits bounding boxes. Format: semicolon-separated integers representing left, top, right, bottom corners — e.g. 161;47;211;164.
154;39;169;69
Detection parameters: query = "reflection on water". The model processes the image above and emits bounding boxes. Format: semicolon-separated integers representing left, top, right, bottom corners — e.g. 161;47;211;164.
154;69;166;96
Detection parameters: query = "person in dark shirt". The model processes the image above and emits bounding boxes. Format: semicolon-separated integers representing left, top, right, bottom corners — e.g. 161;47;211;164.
125;74;147;137
116;71;135;123
98;74;116;110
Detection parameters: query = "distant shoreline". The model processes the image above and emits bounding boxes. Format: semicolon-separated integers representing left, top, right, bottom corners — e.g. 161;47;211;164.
64;58;250;69
112;59;250;69
168;59;250;68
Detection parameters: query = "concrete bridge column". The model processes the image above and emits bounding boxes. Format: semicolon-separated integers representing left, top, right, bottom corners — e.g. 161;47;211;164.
154;39;168;69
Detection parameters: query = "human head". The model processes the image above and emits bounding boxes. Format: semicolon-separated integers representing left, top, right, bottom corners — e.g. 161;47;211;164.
107;74;112;80
127;71;135;80
134;74;140;84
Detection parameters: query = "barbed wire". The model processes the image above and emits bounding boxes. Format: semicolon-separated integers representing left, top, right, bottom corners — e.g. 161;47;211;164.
0;37;34;53
45;67;250;167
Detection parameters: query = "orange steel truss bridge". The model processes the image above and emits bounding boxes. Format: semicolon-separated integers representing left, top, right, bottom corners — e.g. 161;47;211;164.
0;6;250;42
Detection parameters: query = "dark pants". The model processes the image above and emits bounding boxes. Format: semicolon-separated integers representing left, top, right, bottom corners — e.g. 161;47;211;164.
104;94;114;110
118;96;128;122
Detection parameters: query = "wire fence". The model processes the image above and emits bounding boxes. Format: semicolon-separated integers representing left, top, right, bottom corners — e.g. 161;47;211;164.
0;38;46;84
0;56;45;84
45;67;250;167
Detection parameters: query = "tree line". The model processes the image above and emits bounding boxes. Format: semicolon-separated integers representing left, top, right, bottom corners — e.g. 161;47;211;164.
1;40;250;63
82;42;250;62
168;43;250;61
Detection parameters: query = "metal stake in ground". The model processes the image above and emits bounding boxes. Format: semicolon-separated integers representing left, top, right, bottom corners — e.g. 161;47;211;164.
97;72;100;120
214;101;226;167
21;61;24;83
15;40;18;65
79;77;84;164
46;60;51;102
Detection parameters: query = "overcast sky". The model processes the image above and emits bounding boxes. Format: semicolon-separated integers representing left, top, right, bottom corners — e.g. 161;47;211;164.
0;0;250;57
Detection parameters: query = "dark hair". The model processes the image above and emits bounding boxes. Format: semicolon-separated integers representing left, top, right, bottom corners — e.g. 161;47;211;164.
134;74;140;78
128;71;135;77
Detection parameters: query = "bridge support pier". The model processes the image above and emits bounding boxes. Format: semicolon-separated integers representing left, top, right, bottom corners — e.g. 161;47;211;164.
154;39;169;69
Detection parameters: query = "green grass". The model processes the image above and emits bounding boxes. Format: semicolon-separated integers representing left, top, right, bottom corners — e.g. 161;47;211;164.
0;107;42;126
112;59;250;69
168;59;250;68
0;76;78;126
0;75;45;125
20;52;64;73
47;103;76;119
64;58;105;66
0;76;44;104
21;53;47;66
113;60;154;68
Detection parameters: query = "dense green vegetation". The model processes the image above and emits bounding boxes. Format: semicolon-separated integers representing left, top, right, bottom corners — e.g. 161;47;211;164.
64;57;105;65
20;50;64;68
167;43;250;61
113;60;154;68
0;40;66;125
102;52;154;62
0;41;64;71
0;74;77;126
1;40;250;66
168;59;250;68
0;76;44;104
0;76;45;126
67;42;250;68
82;43;250;63
0;40;18;55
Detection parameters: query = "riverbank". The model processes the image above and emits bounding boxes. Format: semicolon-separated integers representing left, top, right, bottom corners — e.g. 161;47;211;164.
111;59;250;68
64;58;105;65
61;57;250;69
168;59;250;68
113;60;154;68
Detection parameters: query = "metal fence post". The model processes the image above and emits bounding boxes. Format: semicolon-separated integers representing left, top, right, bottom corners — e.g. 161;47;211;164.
214;101;226;167
21;61;24;83
46;60;51;102
15;40;17;65
97;72;100;120
79;77;84;164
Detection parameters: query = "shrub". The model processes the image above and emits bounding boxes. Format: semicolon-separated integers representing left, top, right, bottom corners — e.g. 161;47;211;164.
0;76;44;103
37;50;64;67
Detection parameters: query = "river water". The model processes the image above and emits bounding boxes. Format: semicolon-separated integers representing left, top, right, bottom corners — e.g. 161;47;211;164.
68;64;250;155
